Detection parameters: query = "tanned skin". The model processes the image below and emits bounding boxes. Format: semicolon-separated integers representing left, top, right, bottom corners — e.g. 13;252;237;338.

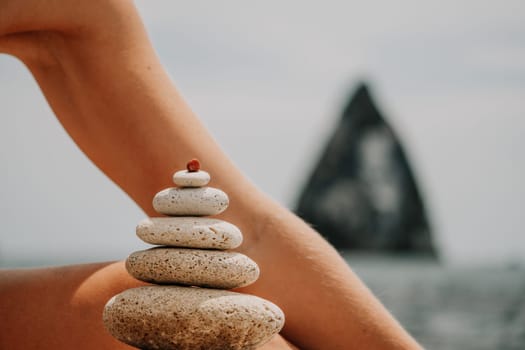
0;1;421;349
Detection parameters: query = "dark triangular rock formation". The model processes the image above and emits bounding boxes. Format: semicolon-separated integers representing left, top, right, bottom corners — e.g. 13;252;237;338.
296;83;436;256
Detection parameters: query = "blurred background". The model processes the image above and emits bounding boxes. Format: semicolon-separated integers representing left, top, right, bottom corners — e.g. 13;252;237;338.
1;1;524;348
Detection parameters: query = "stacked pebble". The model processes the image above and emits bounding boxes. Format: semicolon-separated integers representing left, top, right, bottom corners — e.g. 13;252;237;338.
103;160;285;350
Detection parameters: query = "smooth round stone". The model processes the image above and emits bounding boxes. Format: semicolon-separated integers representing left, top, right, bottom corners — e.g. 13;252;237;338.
172;170;210;187
152;187;228;216
103;286;285;350
126;247;259;289
136;217;243;249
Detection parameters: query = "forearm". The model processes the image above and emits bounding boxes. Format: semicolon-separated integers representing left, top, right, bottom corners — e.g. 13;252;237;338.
0;263;297;350
33;44;418;348
1;1;420;349
0;262;142;349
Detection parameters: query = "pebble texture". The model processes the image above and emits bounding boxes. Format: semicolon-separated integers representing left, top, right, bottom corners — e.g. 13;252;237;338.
153;187;229;216
173;170;210;187
103;286;285;350
126;248;260;289
136;217;243;249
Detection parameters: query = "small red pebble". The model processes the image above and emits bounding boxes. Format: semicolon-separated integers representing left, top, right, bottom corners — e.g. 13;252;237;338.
186;158;201;172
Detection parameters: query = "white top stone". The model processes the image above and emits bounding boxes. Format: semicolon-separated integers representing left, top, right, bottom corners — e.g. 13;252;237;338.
136;217;243;249
153;187;229;216
173;170;210;187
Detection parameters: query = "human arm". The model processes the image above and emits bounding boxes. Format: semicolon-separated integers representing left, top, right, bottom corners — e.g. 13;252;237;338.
0;1;421;349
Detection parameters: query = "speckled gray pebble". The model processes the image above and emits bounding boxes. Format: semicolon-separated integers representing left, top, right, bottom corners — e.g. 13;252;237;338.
103;286;285;350
153;187;228;216
172;170;210;187
136;217;243;249
126;247;259;289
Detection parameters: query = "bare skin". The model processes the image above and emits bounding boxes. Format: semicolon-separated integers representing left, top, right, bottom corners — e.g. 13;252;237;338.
0;1;422;349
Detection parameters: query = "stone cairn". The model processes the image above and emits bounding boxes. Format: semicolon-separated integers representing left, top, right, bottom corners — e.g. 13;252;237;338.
103;159;285;350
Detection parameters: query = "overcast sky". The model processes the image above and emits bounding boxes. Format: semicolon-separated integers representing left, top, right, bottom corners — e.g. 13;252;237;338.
1;0;524;267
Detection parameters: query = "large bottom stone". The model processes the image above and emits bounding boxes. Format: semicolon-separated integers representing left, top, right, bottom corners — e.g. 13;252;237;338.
103;286;285;350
